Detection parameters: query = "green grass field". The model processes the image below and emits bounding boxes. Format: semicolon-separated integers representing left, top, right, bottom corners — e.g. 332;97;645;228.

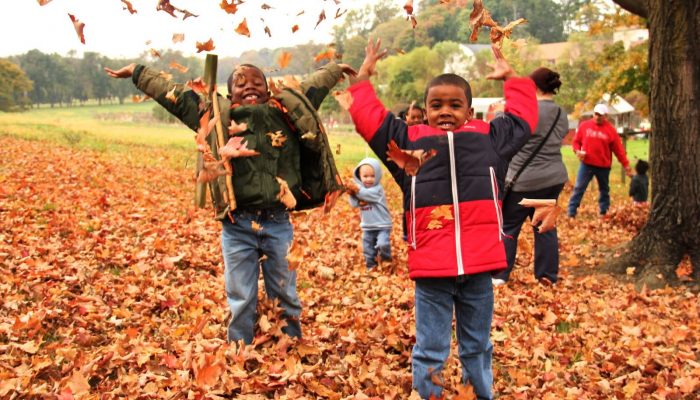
0;103;649;193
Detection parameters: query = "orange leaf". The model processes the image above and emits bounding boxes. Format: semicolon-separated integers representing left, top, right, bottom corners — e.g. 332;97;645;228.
291;24;299;33
195;38;215;53
172;33;185;43
314;48;336;63
267;130;287;147
193;354;224;388
68;14;85;44
65;371;90;396
37;0;53;4
454;383;477;400
169;61;189;73
150;48;161;58
220;0;238;14
404;0;414;15
278;51;292;70
235;18;251;37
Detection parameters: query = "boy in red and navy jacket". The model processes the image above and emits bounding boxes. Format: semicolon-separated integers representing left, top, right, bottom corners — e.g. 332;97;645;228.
346;40;537;399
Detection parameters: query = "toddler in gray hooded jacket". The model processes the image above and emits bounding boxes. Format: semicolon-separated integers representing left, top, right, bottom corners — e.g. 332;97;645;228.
347;158;393;269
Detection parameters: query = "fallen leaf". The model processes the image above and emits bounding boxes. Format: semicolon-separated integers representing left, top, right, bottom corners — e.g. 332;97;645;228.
220;0;238;14
291;24;299;33
386;140;437;176
121;0;137;14
235;18;251;37
150;48;161;58
169;61;189;73
278;52;292;70
276;177;297;209
196;38;215;53
267;131;287;147
68;14;86;44
315;10;326;29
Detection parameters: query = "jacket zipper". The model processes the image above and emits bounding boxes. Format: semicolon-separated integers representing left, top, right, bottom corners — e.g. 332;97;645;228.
447;131;464;275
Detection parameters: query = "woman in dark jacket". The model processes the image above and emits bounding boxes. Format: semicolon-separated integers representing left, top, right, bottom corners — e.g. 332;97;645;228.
492;67;568;285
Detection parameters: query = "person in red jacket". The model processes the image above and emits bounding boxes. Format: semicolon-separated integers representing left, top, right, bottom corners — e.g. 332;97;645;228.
567;104;632;217
346;39;537;400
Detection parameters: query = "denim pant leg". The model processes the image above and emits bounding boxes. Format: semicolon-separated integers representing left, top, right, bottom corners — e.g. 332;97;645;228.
455;273;494;400
362;230;379;268
221;217;261;344
412;278;454;399
376;229;392;261
594;168;611;215
567;163;594;217
493;191;529;281
259;212;302;339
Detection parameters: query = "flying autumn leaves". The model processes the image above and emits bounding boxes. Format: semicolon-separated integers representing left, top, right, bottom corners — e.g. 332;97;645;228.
39;0;351;53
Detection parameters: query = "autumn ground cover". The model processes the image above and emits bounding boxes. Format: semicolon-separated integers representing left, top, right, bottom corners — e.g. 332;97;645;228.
0;127;697;399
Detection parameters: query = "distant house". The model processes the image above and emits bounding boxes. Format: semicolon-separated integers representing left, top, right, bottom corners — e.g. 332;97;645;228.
532;41;606;65
613;27;648;49
581;94;637;129
471;97;503;121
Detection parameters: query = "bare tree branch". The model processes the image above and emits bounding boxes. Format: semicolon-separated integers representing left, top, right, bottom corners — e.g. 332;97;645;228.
612;0;648;18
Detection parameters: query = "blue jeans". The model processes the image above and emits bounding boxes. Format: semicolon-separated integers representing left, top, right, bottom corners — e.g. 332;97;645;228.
221;209;301;344
494;183;564;283
567;162;611;217
362;228;392;268
412;273;494;399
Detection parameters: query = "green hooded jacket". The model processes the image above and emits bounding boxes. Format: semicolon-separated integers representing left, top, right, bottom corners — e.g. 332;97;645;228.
131;63;344;220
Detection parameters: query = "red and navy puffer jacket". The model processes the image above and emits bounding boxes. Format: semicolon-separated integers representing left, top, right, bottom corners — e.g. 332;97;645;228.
347;78;537;279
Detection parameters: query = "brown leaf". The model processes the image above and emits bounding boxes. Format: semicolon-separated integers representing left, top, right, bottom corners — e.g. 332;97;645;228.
37;0;53;5
267;130;287;147
386;140;437;176
235;18;251;37
335;8;347;19
150;48;161;58
264;25;272;37
121;0;137;14
276;177;297;209
261;3;273;10
315;10;326;29
192;354;224;387
404;0;414;15
218;136;259;160
165;87;178;104
291;24;299;33
195;38;215;53
68;14;85;44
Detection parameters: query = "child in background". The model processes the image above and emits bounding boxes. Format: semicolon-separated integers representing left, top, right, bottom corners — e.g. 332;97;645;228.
402;103;427;126
347;158;393;269
346;39;537;399
629;159;649;205
105;61;355;345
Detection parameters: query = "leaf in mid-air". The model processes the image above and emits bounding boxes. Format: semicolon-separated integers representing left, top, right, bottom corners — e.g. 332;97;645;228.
172;33;185;43
68;14;86;44
195;39;215;53
386;140;437;176
121;0;137;14
278;52;292;70
235;18;251;37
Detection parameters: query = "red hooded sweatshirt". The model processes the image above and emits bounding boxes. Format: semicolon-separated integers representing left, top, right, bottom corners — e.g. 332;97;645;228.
572;118;629;169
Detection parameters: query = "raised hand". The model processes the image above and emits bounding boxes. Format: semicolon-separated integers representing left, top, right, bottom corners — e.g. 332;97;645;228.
351;38;388;84
337;63;358;79
486;46;516;81
104;63;136;79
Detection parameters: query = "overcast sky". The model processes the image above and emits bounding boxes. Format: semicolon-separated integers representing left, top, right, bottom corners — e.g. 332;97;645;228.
1;0;408;59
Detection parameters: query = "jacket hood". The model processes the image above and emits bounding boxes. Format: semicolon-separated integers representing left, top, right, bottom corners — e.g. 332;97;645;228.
353;157;383;188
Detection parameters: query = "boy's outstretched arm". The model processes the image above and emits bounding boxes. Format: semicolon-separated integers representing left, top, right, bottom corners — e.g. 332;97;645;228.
105;63;205;132
298;63;357;110
486;46;538;161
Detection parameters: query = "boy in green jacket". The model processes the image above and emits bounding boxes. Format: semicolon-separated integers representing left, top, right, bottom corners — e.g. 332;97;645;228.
106;61;355;344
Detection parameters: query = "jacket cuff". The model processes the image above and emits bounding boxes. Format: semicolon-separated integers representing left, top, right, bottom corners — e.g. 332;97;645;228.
132;64;145;85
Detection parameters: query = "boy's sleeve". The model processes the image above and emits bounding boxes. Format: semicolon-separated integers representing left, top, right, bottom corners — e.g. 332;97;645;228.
609;127;630;168
489;77;538;161
299;63;344;110
347;81;409;181
572;124;584;153
132;64;210;132
354;185;385;203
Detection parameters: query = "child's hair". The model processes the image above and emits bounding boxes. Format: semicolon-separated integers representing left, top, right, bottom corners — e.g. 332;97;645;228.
424;73;472;107
529;67;562;94
635;159;649;175
226;64;269;97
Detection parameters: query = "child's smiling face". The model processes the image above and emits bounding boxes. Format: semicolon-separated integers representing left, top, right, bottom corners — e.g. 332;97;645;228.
231;66;269;105
425;84;471;131
358;164;376;187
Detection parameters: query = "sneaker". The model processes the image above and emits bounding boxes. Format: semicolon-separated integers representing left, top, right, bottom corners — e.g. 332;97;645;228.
492;278;506;286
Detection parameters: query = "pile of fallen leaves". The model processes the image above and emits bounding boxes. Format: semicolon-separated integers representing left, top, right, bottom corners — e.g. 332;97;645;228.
0;136;698;399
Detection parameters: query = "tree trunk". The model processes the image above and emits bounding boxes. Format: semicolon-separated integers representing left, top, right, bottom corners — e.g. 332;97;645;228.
607;0;700;289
